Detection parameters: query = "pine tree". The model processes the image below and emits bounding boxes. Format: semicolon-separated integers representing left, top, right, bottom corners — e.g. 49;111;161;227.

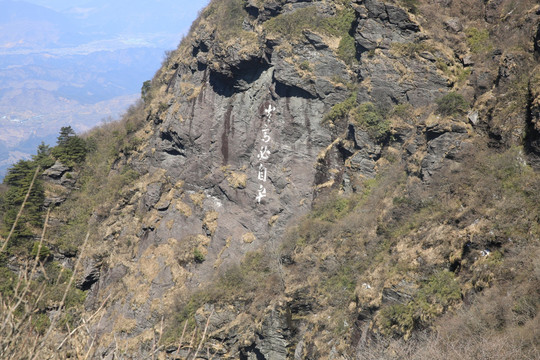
33;142;55;169
1;160;44;252
51;127;87;166
57;126;76;147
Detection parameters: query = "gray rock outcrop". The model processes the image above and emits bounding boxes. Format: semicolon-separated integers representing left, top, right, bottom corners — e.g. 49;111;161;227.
77;0;485;357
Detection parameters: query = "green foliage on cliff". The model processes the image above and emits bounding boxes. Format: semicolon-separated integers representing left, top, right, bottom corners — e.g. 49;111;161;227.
1;160;44;253
338;33;357;65
264;6;318;38
323;7;356;38
0;125;92;256
275;142;540;351
33;142;55;169
141;80;152;103
390;41;433;57
200;0;246;37
50;103;145;254
264;5;356;39
193;248;205;263
324;94;391;142
264;5;357;64
323;93;357;123
31;241;51;260
51;126;88;166
465;27;492;54
3;0;539;356
351;102;391;142
0;99;147;357
377;271;461;338
166;250;280;342
0;266;16;296
435;92;469;116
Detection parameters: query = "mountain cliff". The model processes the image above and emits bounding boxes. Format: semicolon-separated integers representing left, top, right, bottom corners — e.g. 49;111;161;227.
1;0;539;359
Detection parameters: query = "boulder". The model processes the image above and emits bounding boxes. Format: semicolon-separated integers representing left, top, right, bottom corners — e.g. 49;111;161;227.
42;161;69;179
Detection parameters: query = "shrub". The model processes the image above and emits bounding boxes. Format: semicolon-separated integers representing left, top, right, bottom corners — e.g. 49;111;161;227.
378;303;415;338
0;266;16;297
389;103;413;121
338;34;357;65
311;194;353;222
400;0;419;14
320;262;357;306
435;92;469;116
416;270;462;314
264;5;356;50
33;142;55;169
141;80;152;103
324;96;391;141
299;61;312;71
323;94;357;123
351;102;391;142
377;271;461;338
456;67;472;85
30;241;51;260
264;6;321;38
213;251;276;299
31;313;51;335
200;0;246;39
465;27;492;54
167;250;279;339
391;41;431;57
436;57;448;72
322;7;356;37
193;248;205;263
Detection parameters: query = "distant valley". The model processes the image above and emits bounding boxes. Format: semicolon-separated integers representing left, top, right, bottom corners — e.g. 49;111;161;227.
0;0;205;179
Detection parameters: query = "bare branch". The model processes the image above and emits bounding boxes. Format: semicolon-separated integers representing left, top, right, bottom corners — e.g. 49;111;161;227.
192;309;213;360
56;293;111;350
176;320;189;356
32;231;90;360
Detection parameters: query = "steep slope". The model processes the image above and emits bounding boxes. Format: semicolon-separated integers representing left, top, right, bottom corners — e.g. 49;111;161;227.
1;0;539;359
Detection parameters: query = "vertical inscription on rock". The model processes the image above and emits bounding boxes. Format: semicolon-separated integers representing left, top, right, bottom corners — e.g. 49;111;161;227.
255;103;276;204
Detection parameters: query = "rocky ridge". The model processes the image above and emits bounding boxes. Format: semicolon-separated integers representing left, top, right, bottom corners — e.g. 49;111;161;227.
26;0;540;358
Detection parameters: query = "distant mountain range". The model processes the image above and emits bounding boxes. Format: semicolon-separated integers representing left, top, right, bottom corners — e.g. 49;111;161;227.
0;0;206;179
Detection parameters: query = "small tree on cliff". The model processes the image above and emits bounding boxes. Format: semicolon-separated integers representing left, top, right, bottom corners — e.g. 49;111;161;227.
51;126;87;166
57;126;76;146
32;142;55;169
1;160;44;252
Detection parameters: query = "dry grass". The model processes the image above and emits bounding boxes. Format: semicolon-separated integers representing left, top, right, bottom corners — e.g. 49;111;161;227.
276;142;540;356
0;210;109;359
357;284;539;359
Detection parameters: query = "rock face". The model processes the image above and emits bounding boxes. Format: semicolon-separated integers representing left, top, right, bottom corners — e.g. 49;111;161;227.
354;0;419;53
42;161;69;180
83;0;457;356
535;23;540;57
241;305;291;360
42;160;76;207
353;0;448;108
64;0;540;358
526;65;540;159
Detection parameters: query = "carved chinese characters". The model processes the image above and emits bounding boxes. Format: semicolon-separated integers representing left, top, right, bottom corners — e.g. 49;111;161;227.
256;103;276;204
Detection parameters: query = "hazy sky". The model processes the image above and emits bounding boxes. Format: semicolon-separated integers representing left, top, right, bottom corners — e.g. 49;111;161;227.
12;0;94;11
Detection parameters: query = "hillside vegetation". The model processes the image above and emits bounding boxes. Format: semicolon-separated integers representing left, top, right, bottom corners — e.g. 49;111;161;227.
1;0;539;359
